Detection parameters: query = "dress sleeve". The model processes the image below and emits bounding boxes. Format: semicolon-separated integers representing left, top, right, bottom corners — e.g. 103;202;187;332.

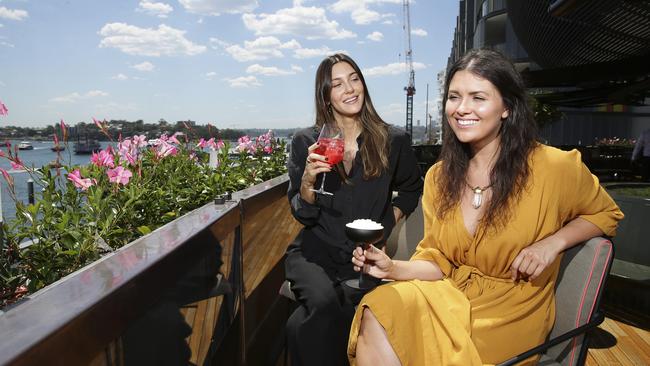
561;149;624;237
287;132;320;226
391;133;424;216
409;165;453;277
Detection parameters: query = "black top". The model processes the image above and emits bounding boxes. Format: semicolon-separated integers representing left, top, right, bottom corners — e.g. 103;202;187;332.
287;125;423;252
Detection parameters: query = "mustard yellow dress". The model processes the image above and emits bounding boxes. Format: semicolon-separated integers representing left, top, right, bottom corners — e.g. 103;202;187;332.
347;146;623;365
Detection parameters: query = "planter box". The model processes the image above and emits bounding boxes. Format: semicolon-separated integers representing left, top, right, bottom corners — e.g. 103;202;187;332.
0;174;300;366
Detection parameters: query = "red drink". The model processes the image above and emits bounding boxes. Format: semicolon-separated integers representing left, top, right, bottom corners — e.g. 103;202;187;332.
315;138;344;165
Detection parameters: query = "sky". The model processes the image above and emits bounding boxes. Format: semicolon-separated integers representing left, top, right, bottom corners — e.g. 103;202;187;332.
0;0;458;129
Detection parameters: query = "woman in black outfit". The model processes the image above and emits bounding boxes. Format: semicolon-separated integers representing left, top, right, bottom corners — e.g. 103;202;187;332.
285;53;423;366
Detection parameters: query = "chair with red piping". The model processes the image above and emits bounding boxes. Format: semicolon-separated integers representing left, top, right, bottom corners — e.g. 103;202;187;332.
498;237;614;366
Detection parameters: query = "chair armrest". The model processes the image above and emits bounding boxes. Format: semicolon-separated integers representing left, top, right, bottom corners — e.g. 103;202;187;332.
496;311;605;366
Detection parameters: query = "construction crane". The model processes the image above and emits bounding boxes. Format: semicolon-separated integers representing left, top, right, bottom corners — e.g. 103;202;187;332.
403;0;416;143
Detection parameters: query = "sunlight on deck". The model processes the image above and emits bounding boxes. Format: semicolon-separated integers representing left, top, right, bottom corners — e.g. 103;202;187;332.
587;317;650;365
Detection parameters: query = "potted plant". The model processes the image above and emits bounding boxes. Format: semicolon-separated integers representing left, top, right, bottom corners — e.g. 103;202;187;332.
0;120;287;309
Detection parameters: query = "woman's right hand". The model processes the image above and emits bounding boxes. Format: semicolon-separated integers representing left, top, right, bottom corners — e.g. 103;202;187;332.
301;142;331;188
352;244;394;279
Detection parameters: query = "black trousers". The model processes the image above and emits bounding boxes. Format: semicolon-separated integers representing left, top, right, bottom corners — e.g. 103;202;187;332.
285;231;358;366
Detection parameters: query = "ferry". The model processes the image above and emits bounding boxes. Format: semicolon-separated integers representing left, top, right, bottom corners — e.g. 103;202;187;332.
73;138;101;154
17;141;34;150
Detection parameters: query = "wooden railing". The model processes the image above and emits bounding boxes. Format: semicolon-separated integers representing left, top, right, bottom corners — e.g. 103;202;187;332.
0;174;301;366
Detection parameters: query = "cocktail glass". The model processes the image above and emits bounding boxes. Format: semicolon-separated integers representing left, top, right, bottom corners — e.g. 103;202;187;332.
343;223;385;290
310;123;344;196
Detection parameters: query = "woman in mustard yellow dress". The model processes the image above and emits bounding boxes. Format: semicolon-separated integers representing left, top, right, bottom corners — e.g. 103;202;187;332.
347;49;624;365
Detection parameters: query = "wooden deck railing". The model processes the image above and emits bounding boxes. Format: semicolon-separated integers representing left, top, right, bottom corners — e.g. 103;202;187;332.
0;174;301;366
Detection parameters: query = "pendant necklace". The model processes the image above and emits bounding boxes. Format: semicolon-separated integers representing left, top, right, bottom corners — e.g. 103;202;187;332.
467;182;491;209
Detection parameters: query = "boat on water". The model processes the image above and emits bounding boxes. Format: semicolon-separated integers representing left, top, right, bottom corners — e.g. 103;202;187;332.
73;138;101;154
17;141;34;150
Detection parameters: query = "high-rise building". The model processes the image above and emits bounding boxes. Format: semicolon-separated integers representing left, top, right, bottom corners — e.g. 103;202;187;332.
447;0;650;145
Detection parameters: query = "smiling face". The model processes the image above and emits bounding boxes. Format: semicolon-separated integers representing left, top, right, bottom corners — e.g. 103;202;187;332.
445;69;509;151
329;61;365;120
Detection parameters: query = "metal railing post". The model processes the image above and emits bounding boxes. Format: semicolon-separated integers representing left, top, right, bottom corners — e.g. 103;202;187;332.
27;179;35;205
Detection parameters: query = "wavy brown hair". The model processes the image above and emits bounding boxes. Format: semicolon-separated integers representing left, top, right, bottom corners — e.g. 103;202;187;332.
314;53;390;180
437;49;538;230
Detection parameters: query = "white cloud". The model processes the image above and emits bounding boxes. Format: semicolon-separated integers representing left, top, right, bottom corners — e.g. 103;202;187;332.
246;64;303;76
243;5;355;40
293;46;345;59
136;1;173;18
223;36;301;62
0;6;28;21
205;71;217;80
329;0;397;25
362;61;426;77
412;28;427;37
112;73;129;80
132;61;155;71
93;101;138;116
0;24;4;28
225;76;261;88
209;37;231;50
50;90;109;103
179;0;258;16
0;40;14;47
366;31;383;42
98;23;206;57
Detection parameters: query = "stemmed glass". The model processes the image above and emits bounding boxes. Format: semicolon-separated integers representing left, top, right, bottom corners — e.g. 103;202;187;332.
343;223;385;290
310;123;345;196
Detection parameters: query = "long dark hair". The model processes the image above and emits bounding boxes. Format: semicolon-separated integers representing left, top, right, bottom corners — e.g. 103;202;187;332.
437;49;538;230
314;53;390;180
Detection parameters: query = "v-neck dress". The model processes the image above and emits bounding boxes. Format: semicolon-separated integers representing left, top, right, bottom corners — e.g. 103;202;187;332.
347;145;623;365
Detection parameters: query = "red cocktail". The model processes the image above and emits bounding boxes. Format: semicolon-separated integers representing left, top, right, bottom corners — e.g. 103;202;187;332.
315;137;344;165
310;123;344;196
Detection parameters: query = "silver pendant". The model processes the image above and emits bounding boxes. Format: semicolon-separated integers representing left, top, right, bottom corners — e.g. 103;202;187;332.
471;187;483;209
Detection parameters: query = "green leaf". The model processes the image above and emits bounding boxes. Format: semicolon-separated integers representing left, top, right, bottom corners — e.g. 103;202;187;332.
137;226;152;235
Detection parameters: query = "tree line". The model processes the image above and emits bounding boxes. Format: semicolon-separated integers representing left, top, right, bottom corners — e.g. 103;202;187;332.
0;119;304;141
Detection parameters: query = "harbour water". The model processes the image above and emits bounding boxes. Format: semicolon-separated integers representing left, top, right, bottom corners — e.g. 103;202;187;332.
0;140;113;221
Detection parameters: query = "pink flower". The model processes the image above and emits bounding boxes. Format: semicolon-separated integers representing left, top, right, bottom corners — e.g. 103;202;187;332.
107;166;132;185
67;169;95;190
121;151;137;166
0;168;13;187
91;148;115;168
156;141;178;158
264;145;273;154
0;100;8;116
236;135;254;153
132;135;147;148
197;138;207;149
169;133;181;145
10;161;23;170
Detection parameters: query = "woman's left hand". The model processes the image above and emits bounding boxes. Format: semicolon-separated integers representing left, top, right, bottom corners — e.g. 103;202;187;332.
510;237;561;281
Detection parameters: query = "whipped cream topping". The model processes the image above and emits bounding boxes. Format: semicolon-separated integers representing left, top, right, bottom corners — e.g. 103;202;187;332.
346;219;383;230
